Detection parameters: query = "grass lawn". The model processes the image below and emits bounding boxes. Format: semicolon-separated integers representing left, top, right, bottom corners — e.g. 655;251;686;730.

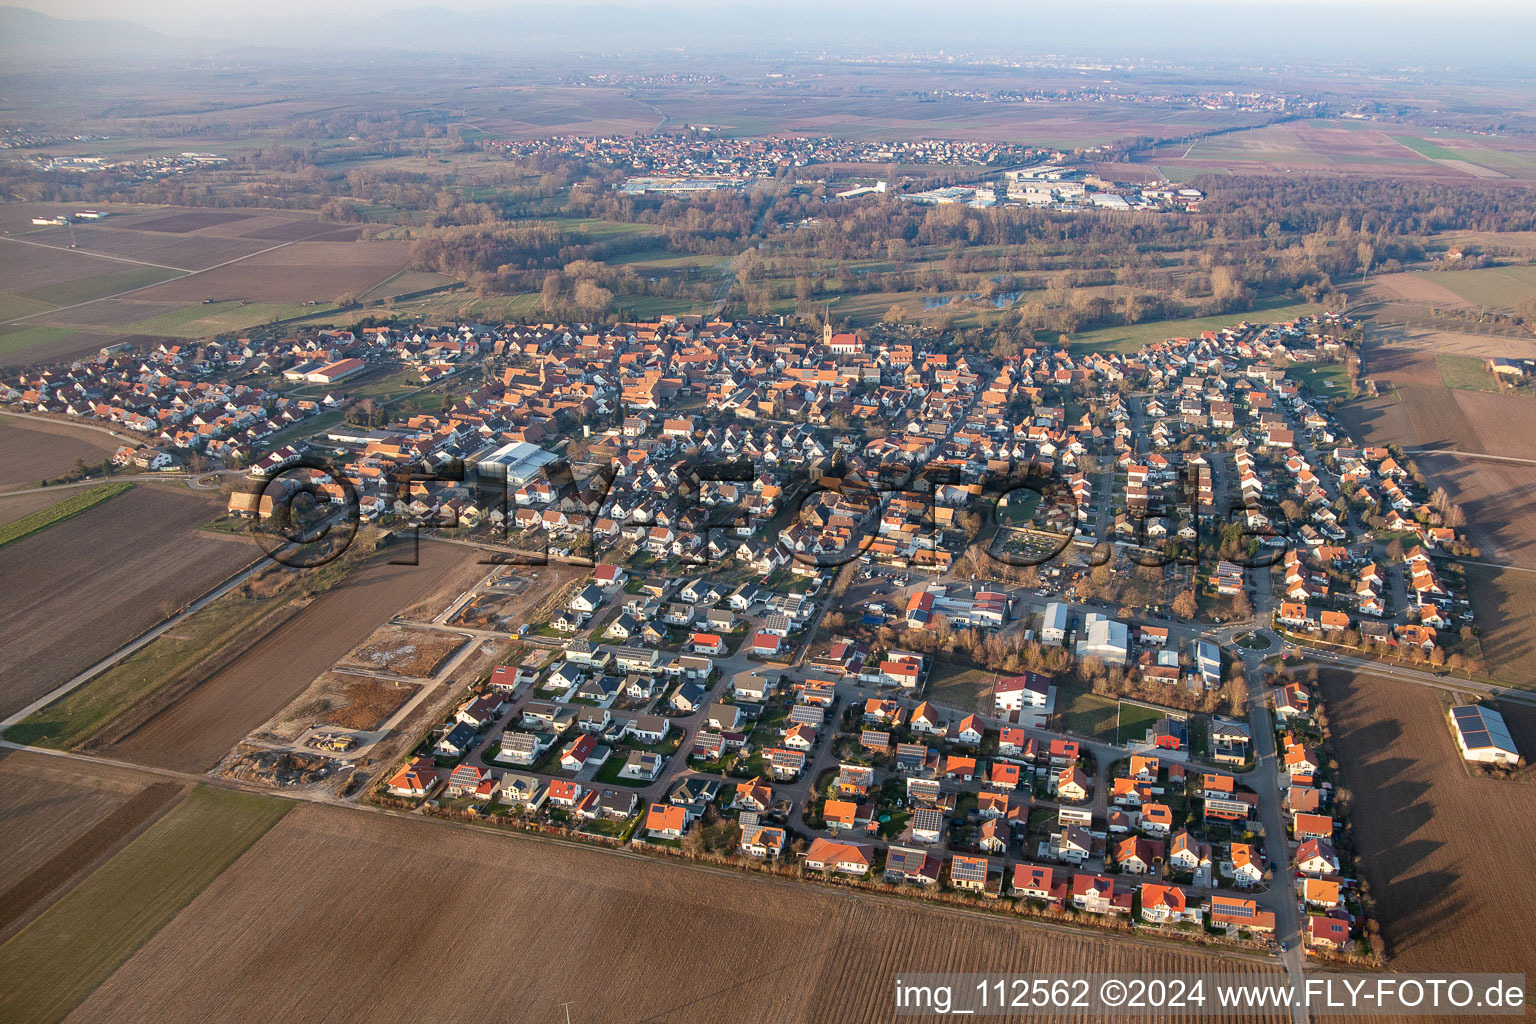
927;659;993;713
1115;702;1165;746
1436;353;1498;392
1293;361;1357;398
0;787;288;1024
1056;683;1121;743
0;482;133;549
257;408;347;449
593;756;656;790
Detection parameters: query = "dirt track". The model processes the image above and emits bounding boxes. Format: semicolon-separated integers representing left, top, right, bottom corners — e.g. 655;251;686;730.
0;486;253;717
104;543;481;773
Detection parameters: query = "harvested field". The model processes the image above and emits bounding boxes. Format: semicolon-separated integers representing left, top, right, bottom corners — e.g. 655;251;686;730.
1465;564;1536;687
239;221;363;242
129;211;253;233
0;241;153;296
89;206;329;241
341;625;464;678
0;767;183;938
0;752;161;890
1336;385;1500;454
1359;344;1443;388
63;802;1286;1024
1445;390;1536;460
41;226;268;272
0;486;253;718
0;786;287;1024
132;240;411;305
0;482;130;548
104;542;481;773
1417;454;1536;569
1317;669;1536;975
1364;272;1468;308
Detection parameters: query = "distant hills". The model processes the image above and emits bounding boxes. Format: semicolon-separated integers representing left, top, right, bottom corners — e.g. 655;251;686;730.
1;6;171;53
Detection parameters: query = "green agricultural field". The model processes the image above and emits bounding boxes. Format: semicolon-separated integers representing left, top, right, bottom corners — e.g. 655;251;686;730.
0;482;133;549
1394;136;1464;161
0;292;58;321
124;300;332;338
21;265;185;308
1063;299;1323;356
1419;266;1536;310
357;268;457;302
1437;354;1498;392
608;249;730;271
0;787;288;1024
556;217;663;240
0;326;73;357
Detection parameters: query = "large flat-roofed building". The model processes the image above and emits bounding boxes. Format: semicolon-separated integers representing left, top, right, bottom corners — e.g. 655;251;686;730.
477;441;558;485
1449;704;1521;765
1077;613;1128;666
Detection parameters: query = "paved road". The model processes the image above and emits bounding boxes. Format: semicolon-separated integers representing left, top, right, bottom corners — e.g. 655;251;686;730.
1301;648;1536;704
0;551;269;731
1247;695;1308;1024
1;408;144;441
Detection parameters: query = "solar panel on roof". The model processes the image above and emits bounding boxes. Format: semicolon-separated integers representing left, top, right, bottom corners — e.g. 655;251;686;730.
1451;704;1517;752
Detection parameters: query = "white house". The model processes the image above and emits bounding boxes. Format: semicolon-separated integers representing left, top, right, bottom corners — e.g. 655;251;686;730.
994;672;1050;714
1041;602;1069;646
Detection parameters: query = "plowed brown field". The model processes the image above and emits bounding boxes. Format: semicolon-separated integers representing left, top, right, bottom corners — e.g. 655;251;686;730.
1416;454;1536;569
0;752;183;936
62;802;1287;1024
104;542;480;773
0;486;253;718
0;417;119;491
1317;669;1536;976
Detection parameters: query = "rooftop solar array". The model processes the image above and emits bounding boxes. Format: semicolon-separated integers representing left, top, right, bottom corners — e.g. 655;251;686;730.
1451;704;1517;753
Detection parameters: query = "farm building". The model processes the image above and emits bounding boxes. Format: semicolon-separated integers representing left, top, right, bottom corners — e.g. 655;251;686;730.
1448;704;1521;765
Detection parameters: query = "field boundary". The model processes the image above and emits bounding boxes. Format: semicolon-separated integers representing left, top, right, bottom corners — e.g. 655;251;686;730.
0;786;288;1024
0;482;133;549
0;781;185;942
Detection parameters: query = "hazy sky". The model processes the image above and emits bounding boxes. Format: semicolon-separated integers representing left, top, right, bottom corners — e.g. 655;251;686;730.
21;0;1536;20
